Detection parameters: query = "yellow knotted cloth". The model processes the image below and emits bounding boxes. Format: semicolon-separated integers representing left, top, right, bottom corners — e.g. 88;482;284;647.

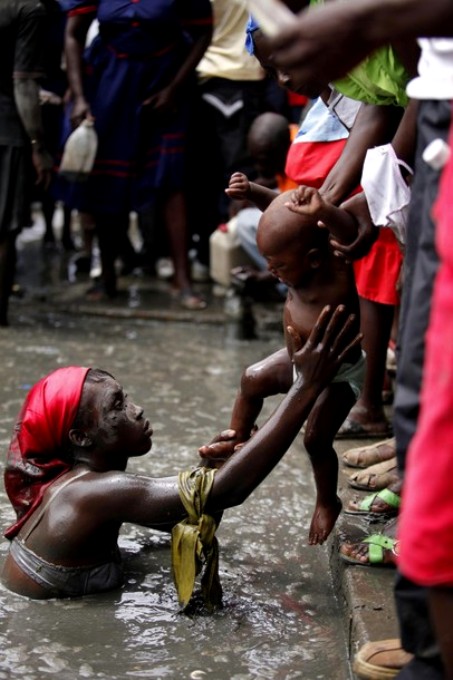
171;466;223;611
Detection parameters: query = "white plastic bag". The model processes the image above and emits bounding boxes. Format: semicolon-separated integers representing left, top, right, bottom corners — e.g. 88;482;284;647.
59;118;98;181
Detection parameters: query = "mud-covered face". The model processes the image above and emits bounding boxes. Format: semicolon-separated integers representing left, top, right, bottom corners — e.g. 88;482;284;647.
82;377;153;458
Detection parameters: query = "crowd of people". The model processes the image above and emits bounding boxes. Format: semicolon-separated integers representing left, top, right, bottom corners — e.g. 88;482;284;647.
2;0;453;678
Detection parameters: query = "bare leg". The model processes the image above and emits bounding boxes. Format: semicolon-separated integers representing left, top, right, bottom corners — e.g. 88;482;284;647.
304;382;356;544
200;348;293;466
41;193;56;245
0;234;18;326
163;190;205;308
344;297;394;434
61;204;76;251
163;190;190;290
93;212;129;298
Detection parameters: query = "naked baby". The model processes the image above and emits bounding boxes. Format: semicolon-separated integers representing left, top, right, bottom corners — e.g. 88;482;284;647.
200;186;364;545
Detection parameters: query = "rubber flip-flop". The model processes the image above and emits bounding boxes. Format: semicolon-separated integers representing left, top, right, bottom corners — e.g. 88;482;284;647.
344;488;401;516
336;417;393;440
340;534;399;567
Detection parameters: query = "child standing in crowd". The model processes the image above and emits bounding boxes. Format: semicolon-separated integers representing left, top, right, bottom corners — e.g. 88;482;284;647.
227;110;297;299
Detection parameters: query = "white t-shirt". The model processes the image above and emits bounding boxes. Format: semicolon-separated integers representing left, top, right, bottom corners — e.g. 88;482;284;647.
197;0;264;82
406;38;453;100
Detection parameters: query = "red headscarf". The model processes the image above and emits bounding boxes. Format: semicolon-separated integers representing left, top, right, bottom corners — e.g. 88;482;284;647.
4;366;90;539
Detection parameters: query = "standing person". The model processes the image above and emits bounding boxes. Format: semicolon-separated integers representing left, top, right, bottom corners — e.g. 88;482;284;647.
62;0;212;308
186;0;268;275
248;13;408;441
1;306;361;600
397;119;453;680
0;0;53;326
271;1;453;677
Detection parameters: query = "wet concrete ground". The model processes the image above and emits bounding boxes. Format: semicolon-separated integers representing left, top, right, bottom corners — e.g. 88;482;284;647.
0;211;399;679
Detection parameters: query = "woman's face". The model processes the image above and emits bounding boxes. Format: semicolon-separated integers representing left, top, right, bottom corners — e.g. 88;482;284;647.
83;377;153;458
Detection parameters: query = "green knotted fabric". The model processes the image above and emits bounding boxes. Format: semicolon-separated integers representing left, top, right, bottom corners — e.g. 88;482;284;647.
310;0;409;107
171;467;223;611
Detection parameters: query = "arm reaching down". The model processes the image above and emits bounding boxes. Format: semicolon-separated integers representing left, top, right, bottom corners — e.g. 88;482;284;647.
286;186;359;244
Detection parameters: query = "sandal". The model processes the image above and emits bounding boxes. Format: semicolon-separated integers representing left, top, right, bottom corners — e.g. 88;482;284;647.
179;291;207;311
353;639;413;678
342;438;396;468
171;288;207;311
336;417;393;439
348;458;399;491
85;282;117;302
340;534;399;567
344;488;401;517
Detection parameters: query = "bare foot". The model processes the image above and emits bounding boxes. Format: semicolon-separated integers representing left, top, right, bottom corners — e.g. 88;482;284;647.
309;496;342;545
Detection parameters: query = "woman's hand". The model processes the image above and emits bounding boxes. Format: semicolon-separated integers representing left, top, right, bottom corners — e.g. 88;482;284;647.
142;84;178;117
290;305;362;389
330;193;378;261
32;146;53;190
198;428;244;464
285;185;326;220
70;96;91;129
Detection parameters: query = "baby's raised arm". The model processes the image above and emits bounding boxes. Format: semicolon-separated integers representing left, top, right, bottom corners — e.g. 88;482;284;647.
226;172;279;212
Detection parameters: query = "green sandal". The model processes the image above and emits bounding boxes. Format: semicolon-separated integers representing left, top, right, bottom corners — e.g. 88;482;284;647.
340;534;399;566
344;487;401;516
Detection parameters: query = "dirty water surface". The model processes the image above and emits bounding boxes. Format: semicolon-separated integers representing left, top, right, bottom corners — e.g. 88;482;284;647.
0;315;351;679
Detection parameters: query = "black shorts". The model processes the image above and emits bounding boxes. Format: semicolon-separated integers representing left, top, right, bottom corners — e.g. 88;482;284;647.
0;144;31;238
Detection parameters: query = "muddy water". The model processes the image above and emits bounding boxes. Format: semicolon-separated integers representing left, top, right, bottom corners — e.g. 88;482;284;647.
0;317;351;679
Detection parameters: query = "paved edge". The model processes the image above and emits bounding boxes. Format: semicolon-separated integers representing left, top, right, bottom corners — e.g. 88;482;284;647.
328;456;400;678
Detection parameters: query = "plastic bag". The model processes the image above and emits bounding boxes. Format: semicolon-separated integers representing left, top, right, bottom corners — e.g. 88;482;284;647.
59;119;98;182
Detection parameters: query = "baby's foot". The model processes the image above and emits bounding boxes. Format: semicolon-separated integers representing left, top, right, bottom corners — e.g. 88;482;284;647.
309;496;342;545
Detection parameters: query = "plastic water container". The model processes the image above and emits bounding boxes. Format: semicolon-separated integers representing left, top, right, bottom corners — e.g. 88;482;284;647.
59;118;98;181
209;217;254;287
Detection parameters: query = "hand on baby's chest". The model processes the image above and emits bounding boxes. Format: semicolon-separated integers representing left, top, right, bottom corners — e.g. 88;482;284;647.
284;293;321;347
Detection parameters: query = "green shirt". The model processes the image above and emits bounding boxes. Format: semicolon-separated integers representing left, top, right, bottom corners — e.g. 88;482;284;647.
310;0;409;107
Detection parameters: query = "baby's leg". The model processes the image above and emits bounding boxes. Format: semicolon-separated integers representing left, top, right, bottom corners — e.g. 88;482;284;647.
303;382;356;545
230;347;293;442
201;348;293;465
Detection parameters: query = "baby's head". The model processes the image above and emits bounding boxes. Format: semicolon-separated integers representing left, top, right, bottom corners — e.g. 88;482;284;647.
257;191;329;287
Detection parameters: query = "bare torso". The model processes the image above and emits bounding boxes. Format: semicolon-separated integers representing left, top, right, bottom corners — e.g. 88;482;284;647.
283;255;360;363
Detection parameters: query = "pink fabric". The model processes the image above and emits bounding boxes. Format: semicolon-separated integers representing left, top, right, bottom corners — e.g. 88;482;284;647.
398;117;453;586
4;366;90;539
